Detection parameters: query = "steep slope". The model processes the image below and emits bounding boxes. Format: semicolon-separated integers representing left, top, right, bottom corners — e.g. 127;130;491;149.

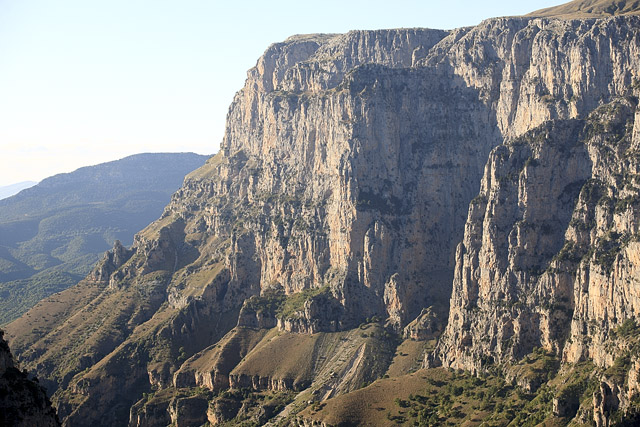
0;153;208;324
528;0;640;18
5;11;640;427
0;330;59;426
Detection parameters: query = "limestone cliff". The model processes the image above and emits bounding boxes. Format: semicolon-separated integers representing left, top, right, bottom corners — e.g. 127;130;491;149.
4;9;640;427
435;95;638;365
167;28;487;332
434;73;640;426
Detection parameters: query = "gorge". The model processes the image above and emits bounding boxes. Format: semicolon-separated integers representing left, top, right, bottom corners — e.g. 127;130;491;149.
4;1;640;425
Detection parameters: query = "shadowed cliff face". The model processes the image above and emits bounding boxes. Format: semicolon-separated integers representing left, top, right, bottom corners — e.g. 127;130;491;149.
4;15;640;427
0;330;60;427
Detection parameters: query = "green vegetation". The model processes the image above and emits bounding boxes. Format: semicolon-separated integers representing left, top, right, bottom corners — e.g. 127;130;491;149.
512;347;561;386
553;241;585;265
243;292;286;317
276;286;331;319
0;269;84;325
592;231;629;274
239;286;335;321
306;366;553;426
614;318;639;339
552;361;600;420
213;389;295;426
132;386;295;427
580;178;606;206
604;353;631;384
609;393;640;426
614;195;640;213
583;100;629;142
298;343;628;427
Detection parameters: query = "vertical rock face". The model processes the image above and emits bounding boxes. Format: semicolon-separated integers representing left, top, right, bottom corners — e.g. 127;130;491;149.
563;99;640;367
0;330;60;427
436;96;640;371
426;16;640;137
166;28;502;330
429;16;640;379
89;239;134;284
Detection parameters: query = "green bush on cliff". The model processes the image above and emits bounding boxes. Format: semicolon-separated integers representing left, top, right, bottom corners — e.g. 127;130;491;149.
243;292;286;316
276;286;331;319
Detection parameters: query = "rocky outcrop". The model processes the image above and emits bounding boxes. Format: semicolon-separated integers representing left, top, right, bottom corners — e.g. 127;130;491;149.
172;327;270;392
0;330;59;427
161;27;510;332
434;116;593;371
237;301;278;329
168;15;640;336
168;395;208;427
129;391;210;427
89;239;134;283
207;397;243;425
129;397;171;427
277;290;344;333
403;307;442;340
593;380;621;426
228;373;307;392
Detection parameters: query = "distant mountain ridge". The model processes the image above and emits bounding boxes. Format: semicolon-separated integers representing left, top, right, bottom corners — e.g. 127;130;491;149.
0;182;37;201
0;152;208;325
528;0;640;18
0;153;206;222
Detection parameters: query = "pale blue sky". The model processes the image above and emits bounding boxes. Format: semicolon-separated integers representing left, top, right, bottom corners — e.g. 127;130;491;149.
0;0;562;186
